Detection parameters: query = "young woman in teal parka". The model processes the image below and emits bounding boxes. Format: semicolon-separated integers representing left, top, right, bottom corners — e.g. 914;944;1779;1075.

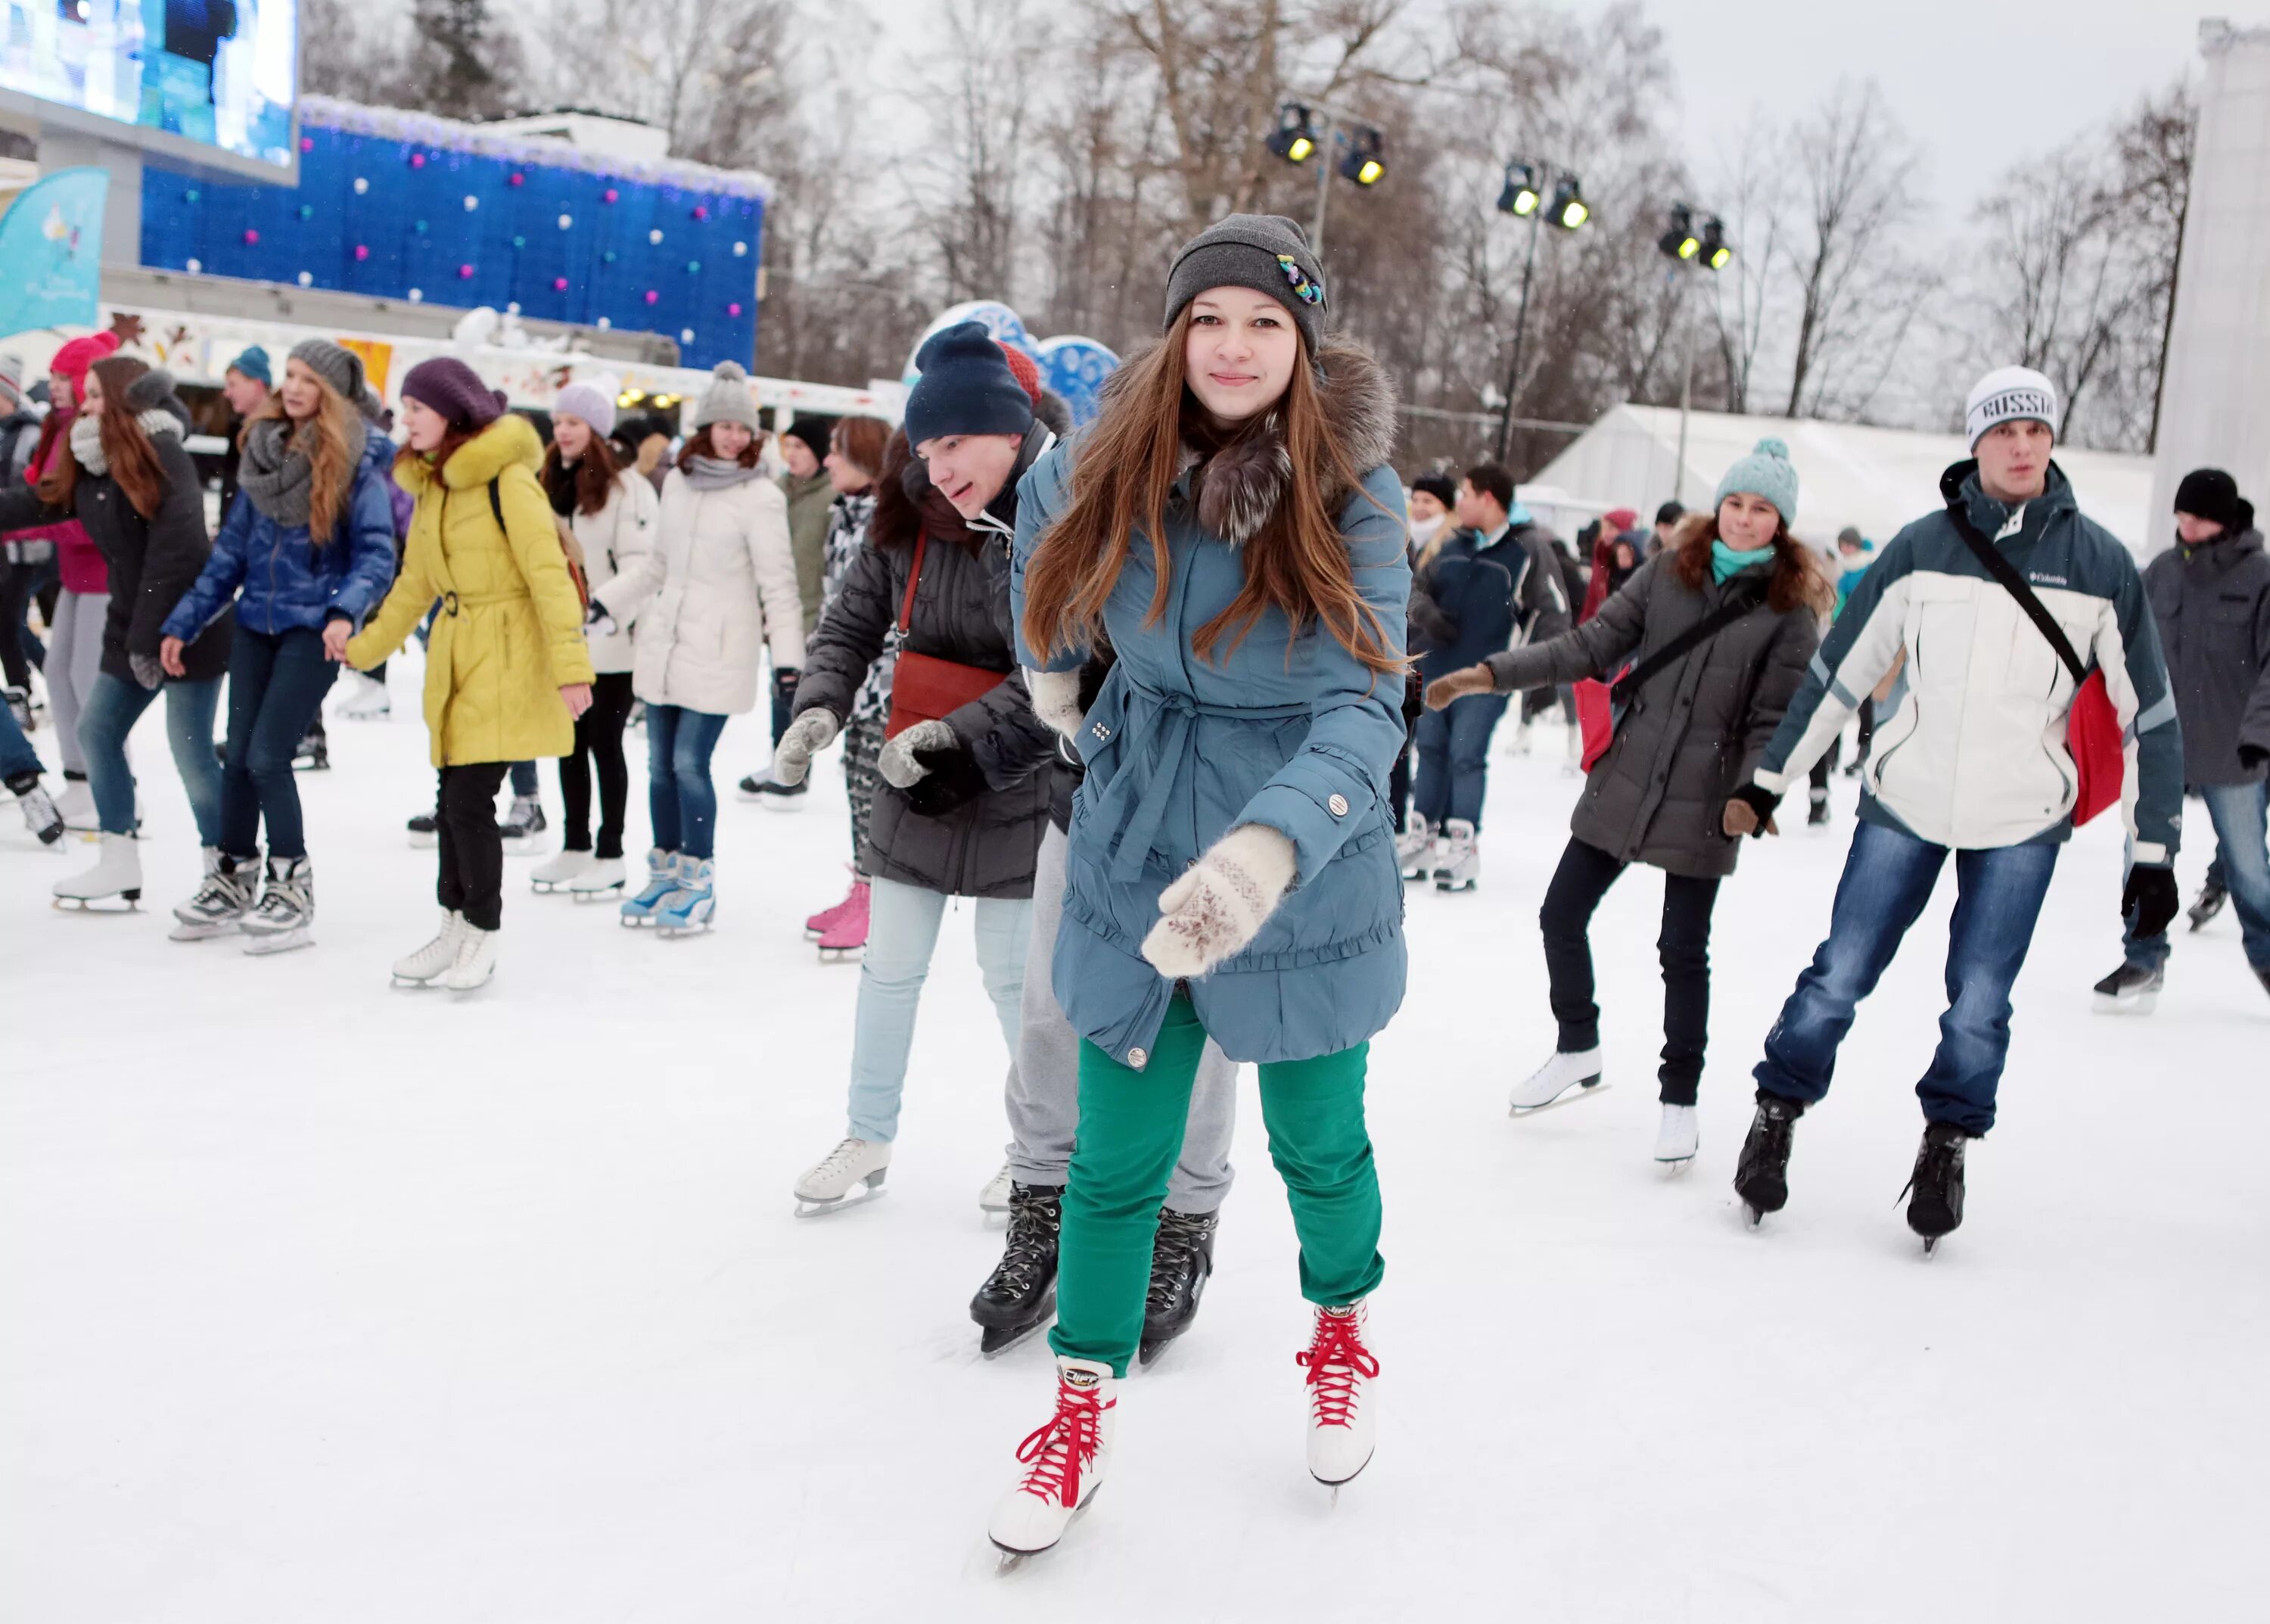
990;215;1409;1559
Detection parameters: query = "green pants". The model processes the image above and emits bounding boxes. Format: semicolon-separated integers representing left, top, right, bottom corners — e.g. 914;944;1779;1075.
1050;994;1385;1377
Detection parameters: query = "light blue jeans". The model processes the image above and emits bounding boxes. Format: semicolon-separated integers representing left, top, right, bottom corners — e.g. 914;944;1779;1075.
846;876;1031;1142
2125;778;2270;972
78;672;222;842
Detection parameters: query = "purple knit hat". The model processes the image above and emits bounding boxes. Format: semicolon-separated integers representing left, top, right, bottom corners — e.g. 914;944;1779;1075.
399;356;506;431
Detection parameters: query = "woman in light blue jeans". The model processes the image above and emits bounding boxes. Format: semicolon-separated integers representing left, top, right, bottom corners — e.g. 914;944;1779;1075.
848;882;1030;1140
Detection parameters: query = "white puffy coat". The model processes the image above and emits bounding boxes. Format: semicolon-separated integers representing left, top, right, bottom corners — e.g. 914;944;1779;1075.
604;465;806;714
570;471;661;675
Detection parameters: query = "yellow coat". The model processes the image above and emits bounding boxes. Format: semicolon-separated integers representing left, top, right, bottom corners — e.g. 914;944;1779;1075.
346;414;596;767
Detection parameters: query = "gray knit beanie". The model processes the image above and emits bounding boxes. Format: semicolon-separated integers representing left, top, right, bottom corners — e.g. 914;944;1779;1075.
1163;213;1327;353
289;338;366;405
693;361;760;431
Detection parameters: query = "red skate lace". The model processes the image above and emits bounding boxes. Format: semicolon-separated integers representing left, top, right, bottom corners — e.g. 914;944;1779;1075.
1296;1308;1379;1430
1015;1377;1109;1507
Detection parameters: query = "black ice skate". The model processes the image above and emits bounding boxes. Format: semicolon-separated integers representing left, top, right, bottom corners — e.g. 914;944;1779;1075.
1140;1206;1218;1367
1734;1094;1804;1225
2092;961;2163;1015
1902;1122;1969;1254
293;722;329;771
972;1183;1062;1356
2188;876;2227;932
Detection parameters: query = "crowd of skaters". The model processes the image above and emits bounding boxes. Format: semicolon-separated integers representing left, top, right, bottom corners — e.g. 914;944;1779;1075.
2;207;2268;1561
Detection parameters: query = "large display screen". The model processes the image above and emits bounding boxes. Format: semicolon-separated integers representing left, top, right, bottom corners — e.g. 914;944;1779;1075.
2;1;297;169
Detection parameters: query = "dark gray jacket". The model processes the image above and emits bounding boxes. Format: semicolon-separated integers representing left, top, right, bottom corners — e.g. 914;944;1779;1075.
1485;553;1818;879
2143;527;2270;786
793;425;1060;898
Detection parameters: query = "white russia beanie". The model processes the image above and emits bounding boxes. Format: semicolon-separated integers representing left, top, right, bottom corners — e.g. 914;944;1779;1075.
1965;366;2060;449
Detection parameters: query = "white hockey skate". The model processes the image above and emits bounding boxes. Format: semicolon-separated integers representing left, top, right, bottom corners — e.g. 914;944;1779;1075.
979;1162;1014;1215
1432;818;1479;891
530;848;592;894
793;1137;891;1217
1653;1102;1699;1168
169;848;254;940
441;926;498;992
392;910;468;987
1299;1300;1379;1495
1394;815;1435;883
53;832;141;910
567;856;626;899
988;1357;1117;1562
239;856;315;956
1510;1047;1608;1115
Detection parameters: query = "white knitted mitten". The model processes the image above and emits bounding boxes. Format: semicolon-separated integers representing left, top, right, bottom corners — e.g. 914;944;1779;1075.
878;718;958;788
1140;823;1298;979
770;709;841;786
1025;667;1085;739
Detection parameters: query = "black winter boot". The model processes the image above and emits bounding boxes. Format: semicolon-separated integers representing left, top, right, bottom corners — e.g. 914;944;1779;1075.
1902;1122;1970;1250
1734;1094;1805;1223
1140;1207;1219;1366
971;1183;1062;1356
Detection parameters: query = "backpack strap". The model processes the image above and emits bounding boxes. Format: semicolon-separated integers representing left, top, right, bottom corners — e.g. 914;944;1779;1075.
1942;499;2088;686
1608;586;1766;708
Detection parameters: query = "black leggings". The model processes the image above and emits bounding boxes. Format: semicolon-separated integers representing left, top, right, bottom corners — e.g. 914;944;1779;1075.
437;762;510;931
0;557;48;690
1538;837;1722;1104
558;671;636;858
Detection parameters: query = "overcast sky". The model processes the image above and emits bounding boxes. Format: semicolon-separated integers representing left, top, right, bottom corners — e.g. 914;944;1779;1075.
862;0;2207;211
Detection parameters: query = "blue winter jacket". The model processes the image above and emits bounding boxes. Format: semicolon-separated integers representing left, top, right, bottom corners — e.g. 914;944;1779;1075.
163;428;400;641
1012;425;1413;1069
1411;509;1572;683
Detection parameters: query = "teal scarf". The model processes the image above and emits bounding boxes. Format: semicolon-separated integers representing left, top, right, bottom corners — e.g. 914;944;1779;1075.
1712;540;1773;584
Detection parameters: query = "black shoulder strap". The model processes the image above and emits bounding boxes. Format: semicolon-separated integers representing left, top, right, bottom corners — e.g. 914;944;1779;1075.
1609;590;1765;708
1942;500;2088;685
487;477;506;534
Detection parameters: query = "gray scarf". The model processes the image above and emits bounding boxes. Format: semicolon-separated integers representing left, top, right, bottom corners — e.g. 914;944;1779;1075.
237;411;370;532
683;454;765;492
69;408;182;477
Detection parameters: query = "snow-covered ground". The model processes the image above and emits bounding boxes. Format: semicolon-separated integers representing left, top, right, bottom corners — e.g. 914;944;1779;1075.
5;660;2265;1623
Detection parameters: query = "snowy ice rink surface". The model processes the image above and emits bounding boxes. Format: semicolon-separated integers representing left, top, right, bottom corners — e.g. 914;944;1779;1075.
4;657;2265;1624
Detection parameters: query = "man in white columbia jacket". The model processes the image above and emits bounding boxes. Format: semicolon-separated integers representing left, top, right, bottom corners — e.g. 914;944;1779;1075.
1721;368;2184;1249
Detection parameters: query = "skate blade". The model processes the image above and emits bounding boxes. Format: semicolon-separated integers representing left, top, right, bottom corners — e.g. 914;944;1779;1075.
406;835;437;850
52;892;141;912
1654;1151;1696;1173
1921;1237;1939;1258
1509;1079;1610;1117
1432;877;1477;892
978;1313;1054;1359
619;914;659;928
241;929;312;956
1311;1453;1373;1496
168;920;242;941
2091;992;2157;1016
445;974;496;994
390;974;446;990
657;919;715;938
1743;1204;1767;1228
570;889;625;902
794;1183;888;1219
817;947;865;963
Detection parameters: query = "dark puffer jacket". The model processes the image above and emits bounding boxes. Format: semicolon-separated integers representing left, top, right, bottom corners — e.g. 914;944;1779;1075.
2143;526;2270;785
1485;549;1820;879
0;391;231;684
792;422;1061;898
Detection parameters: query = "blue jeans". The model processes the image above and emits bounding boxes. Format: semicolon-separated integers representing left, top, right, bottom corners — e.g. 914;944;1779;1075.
220;627;339;860
509;760;538;798
77;672;222;842
1755;819;2060;1136
1413;690;1510;829
847;875;1030;1142
0;689;42;782
645;703;729;860
2125;779;2270;972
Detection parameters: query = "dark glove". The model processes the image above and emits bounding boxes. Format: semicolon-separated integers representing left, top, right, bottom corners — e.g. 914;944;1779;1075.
1728;782;1781;832
2122;863;2180;941
129;653;164;691
902;740;989;817
773;667;800;704
584;600;617;637
2240;742;2269;773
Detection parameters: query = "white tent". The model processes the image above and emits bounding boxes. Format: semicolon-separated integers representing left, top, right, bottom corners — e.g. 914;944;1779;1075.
1527;405;2157;557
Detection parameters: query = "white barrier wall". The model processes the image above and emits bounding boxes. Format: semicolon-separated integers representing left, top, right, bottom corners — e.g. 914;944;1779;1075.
2150;20;2270;554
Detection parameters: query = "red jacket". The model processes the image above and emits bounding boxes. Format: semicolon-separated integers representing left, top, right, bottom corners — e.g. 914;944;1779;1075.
9;412;107;595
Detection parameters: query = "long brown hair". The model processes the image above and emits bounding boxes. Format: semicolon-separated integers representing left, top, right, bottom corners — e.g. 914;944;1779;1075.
676;423;763;472
241;369;362;543
38;356;169;518
544;431;623;517
867;430;920;551
1667;509;1833;617
832;415;891;487
1019;313;1398;677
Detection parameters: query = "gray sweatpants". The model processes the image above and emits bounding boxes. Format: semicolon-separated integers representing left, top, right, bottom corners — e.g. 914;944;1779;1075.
48;588;107;776
1004;820;1238;1212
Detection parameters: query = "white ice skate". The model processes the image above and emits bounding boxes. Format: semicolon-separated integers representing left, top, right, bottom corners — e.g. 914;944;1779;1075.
567;857;627;899
1299;1300;1379;1492
1653;1103;1699;1167
979;1162;1014;1215
335;671;391;720
988;1357;1117;1561
1432;818;1479;891
1510;1047;1608;1115
240;856;315;956
530;848;592;894
392;910;468;987
793;1137;891;1217
1394;814;1435;883
441;926;498;991
170;848;253;940
53;832;141;910
56;777;98;832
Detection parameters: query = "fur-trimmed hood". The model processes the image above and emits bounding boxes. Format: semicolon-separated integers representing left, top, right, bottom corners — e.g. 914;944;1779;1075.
1177;338;1399;545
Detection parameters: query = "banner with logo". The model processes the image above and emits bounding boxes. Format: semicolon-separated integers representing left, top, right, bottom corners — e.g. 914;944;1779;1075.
0;167;108;339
